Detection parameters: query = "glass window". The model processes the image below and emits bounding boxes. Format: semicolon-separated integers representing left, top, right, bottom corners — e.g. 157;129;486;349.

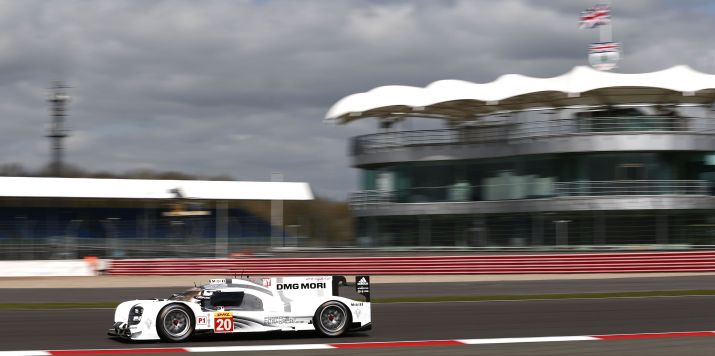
209;291;243;307
361;170;377;190
705;154;715;166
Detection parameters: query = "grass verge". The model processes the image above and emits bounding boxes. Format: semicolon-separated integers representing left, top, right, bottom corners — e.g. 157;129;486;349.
2;290;715;310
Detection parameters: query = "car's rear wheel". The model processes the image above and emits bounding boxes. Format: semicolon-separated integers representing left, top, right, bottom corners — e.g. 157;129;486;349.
314;301;350;337
157;304;194;342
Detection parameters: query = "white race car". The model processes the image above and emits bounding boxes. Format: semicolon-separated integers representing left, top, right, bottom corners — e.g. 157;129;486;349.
108;275;371;342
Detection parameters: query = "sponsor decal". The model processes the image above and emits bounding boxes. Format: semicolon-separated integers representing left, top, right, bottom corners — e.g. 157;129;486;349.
209;279;226;285
264;316;297;325
276;282;327;290
197;316;209;327
356;276;370;296
213;311;234;333
262;278;272;287
351;302;364;306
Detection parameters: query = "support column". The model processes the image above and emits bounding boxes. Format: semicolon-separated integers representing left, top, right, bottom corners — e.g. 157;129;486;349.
656;211;668;245
418;215;431;246
271;172;284;248
554;220;571;246
470;215;487;247
65;219;80;259
455;217;466;247
368;217;379;247
215;201;228;257
142;200;151;239
531;213;544;246
16;217;30;260
594;211;606;245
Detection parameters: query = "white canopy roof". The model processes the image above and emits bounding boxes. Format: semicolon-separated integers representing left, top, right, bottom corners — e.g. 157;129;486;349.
326;65;715;123
0;177;313;200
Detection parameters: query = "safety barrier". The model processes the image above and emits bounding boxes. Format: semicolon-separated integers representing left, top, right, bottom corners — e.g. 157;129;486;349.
107;251;715;275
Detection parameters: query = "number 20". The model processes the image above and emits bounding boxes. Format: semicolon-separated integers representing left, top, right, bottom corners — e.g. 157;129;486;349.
215;318;233;332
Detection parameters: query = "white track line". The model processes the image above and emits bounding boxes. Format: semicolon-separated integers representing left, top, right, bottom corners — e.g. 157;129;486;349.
183;344;333;352
459;335;597;344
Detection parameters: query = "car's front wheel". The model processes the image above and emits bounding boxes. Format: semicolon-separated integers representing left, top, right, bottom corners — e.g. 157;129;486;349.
157;304;194;342
314;301;350;337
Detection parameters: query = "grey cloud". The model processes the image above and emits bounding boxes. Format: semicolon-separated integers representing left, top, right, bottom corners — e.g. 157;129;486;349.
0;0;712;199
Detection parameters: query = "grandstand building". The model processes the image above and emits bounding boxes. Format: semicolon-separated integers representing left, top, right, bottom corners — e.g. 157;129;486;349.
327;66;715;247
0;177;312;258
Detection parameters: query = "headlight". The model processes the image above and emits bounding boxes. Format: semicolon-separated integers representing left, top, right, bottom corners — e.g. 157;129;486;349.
128;305;143;325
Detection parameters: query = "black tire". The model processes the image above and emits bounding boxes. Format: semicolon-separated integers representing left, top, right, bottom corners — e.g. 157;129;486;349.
314;301;350;337
157;304;194;342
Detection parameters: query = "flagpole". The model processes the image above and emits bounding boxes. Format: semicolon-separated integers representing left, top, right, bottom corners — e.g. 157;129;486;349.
599;19;612;42
600;0;612;42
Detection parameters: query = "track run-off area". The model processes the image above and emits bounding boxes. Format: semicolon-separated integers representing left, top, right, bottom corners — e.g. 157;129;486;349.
1;294;715;355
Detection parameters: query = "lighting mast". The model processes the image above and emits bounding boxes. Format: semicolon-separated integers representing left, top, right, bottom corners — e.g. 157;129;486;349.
47;82;71;177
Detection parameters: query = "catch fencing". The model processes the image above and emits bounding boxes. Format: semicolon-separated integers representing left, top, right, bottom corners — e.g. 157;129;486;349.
107;250;715;275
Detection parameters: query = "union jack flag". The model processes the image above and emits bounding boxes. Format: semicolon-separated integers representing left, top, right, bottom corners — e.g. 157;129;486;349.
579;4;611;29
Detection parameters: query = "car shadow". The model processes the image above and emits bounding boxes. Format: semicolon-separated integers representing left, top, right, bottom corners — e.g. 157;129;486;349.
108;331;371;345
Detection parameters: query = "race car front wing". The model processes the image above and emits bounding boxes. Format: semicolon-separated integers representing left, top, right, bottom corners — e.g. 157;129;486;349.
107;322;131;338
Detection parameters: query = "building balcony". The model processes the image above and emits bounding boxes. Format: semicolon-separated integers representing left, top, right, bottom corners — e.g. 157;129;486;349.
351;116;715;165
350;180;713;215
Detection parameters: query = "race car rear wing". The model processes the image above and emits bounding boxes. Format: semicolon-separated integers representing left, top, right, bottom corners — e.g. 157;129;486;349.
332;275;371;302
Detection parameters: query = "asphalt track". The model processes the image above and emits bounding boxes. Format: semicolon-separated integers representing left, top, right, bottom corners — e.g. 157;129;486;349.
1;296;715;353
5;275;715;303
3;278;715;354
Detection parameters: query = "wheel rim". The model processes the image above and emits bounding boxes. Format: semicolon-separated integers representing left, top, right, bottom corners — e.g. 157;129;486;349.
320;305;347;333
163;309;190;338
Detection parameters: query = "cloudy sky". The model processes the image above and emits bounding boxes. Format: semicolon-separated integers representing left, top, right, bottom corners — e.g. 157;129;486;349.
0;0;714;200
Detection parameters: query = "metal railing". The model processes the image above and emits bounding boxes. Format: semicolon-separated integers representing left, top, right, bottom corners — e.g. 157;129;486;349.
555;180;711;196
350;180;712;207
349;190;396;205
352;116;715;155
0;236;305;260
